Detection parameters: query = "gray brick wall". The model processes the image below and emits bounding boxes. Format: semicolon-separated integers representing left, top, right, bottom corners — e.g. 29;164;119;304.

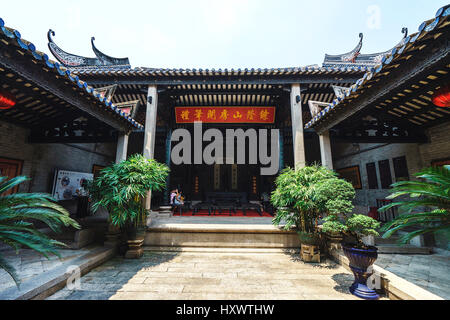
419;122;450;166
332;121;450;210
0;121;35;192
0;120;116;197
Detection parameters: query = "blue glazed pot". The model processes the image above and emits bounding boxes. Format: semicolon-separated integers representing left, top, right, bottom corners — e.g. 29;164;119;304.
342;244;379;300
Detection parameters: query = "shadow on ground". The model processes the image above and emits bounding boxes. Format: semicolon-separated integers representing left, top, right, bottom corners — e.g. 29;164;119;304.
331;273;354;294
283;250;340;270
48;251;180;300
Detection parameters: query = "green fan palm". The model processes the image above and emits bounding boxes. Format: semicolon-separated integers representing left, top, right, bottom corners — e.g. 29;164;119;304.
379;165;450;244
0;176;80;286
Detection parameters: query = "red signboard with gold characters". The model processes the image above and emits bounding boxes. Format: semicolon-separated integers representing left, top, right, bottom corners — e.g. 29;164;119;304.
175;107;275;124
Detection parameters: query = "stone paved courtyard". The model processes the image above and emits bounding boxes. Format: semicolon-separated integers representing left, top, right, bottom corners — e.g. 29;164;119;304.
376;251;450;299
47;250;361;300
0;247;91;292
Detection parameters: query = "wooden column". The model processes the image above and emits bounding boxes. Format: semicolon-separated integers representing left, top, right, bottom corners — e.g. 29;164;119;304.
290;84;306;170
115;133;129;163
143;85;158;210
319;131;333;170
164;128;172;205
104;133;129;249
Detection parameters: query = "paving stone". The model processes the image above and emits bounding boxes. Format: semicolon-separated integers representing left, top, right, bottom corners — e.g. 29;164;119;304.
65;290;117;300
182;284;272;294
119;283;185;293
144;277;220;286
46;250;448;300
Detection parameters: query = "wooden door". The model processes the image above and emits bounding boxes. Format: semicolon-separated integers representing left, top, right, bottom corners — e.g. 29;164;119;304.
0;158;23;194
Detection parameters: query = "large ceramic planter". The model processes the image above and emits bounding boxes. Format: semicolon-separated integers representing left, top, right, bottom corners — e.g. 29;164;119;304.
342;244;379;300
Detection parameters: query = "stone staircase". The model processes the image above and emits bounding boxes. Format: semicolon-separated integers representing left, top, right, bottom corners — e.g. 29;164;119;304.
375;234;433;254
145;216;300;249
156;206;173;218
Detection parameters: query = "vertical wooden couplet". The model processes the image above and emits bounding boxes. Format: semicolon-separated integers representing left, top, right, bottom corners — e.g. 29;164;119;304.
290;84;306;170
319;131;333;170
143;85;158;211
115;133;129;164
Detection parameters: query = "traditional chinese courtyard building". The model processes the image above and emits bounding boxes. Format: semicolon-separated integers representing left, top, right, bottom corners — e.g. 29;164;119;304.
0;5;449;250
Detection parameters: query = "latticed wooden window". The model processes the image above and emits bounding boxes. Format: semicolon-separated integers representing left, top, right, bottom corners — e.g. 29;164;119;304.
378;160;393;189
366;162;379;189
392;156;409;181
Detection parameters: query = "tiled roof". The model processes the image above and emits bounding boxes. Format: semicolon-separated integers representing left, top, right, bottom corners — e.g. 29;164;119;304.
0;18;143;130
72;65;371;77
305;4;450;130
323;28;409;68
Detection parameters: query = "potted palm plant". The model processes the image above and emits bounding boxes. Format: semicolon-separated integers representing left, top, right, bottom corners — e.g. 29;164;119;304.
323;213;380;299
379;165;450;245
271;165;355;262
88;154;169;259
0;175;80;286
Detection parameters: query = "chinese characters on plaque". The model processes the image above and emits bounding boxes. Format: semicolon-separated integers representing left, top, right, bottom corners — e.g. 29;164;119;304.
175;107;275;124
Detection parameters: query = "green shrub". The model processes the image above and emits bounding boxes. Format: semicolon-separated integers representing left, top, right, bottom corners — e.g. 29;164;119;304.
346;214;380;237
88;154;169;228
322;214;380;247
271;165;355;242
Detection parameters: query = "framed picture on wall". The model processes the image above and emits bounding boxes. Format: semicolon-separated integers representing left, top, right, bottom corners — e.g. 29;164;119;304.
336;165;362;189
431;158;450;167
92;164;106;179
52;170;93;201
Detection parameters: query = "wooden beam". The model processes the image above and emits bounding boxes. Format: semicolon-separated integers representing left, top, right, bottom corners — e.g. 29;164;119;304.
314;42;450;134
79;73;363;87
28;135;117;144
332;135;428;144
0;47;131;133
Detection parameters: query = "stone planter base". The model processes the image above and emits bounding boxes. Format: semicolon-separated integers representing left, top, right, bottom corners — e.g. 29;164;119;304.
104;224;121;248
301;244;320;263
125;239;144;259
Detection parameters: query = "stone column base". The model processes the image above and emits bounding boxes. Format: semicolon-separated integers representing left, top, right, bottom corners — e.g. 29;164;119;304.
125;239;144;259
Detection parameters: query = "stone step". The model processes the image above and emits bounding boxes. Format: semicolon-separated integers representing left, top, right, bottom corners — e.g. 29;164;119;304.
0;246;116;300
375;236;401;245
39;227;98;249
376;244;433;254
144;246;300;254
145;218;300;248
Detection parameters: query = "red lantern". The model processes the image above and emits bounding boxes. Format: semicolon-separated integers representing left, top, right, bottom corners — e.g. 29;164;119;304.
0;91;16;109
432;84;450;107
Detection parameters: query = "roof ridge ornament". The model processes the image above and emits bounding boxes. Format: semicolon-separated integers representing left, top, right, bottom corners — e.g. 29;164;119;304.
48;29;97;67
91;37;130;66
342;33;363;63
323;28;409;68
47;29;130;70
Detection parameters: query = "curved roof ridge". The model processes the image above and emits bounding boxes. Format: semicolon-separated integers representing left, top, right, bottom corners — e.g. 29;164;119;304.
91;37;130;66
323;28;408;67
47;29;131;70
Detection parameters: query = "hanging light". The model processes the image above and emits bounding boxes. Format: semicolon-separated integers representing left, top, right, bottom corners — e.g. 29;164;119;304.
0;90;16;109
432;84;450;107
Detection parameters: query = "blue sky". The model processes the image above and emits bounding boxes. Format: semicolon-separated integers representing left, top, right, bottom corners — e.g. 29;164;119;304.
2;0;448;68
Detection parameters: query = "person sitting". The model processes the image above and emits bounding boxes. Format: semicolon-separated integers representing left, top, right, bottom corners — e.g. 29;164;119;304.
175;190;185;205
170;189;184;214
170;189;177;206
